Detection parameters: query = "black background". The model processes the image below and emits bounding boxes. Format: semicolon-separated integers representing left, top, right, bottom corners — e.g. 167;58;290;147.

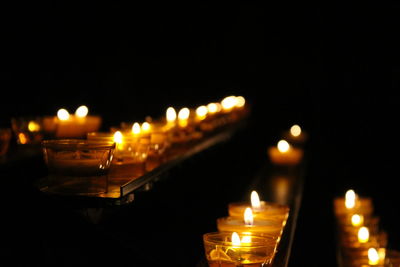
1;2;400;267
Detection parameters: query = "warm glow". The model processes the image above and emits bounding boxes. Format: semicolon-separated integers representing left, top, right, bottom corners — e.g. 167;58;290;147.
207;103;219;114
18;133;28;144
196;105;208;119
368;248;379;265
141;122;151;133
28;121;40;132
231;232;241;247
351;214;364;227
290;124;301;137
244;207;254;226
113;131;123;144
241;236;252;244
236;96;245;108
57;108;70;121
277;140;290;153
75;105;88;118
132;122;141;135
221;96;237;110
166;107;177;122
358;226;369;243
345;189;357;209
250;191;261;210
178;108;190;120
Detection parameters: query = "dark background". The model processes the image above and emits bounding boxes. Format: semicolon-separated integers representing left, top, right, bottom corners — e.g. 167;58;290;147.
1;2;400;267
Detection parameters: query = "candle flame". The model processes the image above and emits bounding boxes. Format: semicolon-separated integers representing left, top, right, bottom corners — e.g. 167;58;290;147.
236;96;245;108
231;232;241;246
250;191;261;210
368;248;379;265
132;122;141;135
141;122;151;133
196;105;208;119
277;140;290;153
166;107;177;122
290;124;301;137
345;189;357;209
18;133;28;144
57;108;70;121
221;96;237;110
351;214;364;227
244;207;254;226
75;105;88;118
28;121;40;132
113;131;123;144
207;103;219;114
178;108;190;120
358;226;369;243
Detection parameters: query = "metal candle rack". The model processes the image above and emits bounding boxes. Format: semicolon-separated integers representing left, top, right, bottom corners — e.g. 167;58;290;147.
34;118;248;207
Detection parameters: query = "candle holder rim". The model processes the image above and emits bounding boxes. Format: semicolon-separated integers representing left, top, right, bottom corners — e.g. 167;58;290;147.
203;232;276;247
42;139;116;149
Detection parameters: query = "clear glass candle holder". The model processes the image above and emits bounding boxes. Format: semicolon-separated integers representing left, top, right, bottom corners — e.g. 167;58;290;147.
42;139;115;195
203;232;277;267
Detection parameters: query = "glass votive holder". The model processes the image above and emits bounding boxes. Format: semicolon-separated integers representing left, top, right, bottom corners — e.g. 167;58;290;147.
228;201;290;228
216;216;284;242
203;232;277;267
0;128;12;157
340;230;388;259
87;131;151;178
42;139;115;195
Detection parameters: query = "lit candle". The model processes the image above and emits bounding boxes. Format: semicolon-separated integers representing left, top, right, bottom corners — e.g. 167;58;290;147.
267;139;304;166
221;96;238;113
351;214;364;227
55;106;102;138
203;231;278;267
333;189;373;219
217;207;284;241
228;190;290;227
166;107;177;128
177;107;190;128
368;248;386;266
195;105;208;122
358;226;369;243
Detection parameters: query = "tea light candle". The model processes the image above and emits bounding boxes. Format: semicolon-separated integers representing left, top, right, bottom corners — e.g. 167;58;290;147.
333;189;373;219
217;207;284;240
228;191;290;227
177;107;190;128
195;105;208;122
267;139;303;165
55;106;102;138
368;248;386;266
203;232;277;267
165;107;177;129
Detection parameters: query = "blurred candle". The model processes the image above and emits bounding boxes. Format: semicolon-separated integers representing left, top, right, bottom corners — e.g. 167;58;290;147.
55;106;101;138
366;248;386;266
333;189;373;219
351;214;364;227
267;139;303;165
228;190;289;227
217;207;284;240
358;226;369;243
178;107;190;128
195;105;208;121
